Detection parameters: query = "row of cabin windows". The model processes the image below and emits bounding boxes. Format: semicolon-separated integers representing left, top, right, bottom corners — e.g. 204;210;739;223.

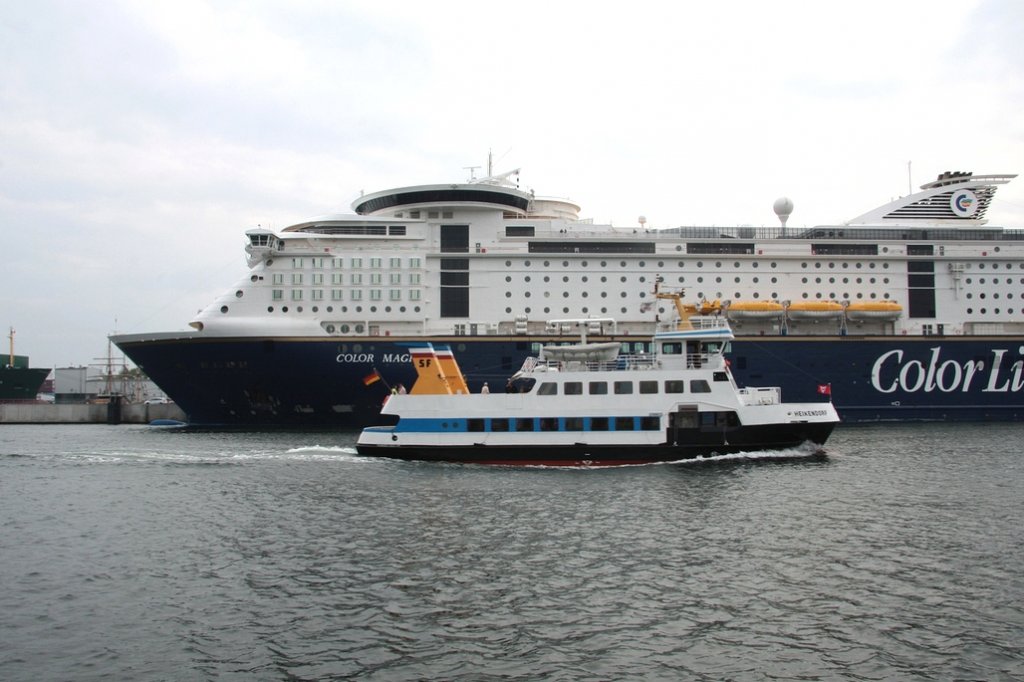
273;273;422;285
466;416;662;432
285;257;422;269
536;379;716;395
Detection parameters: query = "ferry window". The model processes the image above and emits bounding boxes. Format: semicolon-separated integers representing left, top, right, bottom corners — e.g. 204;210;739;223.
614;417;635;431
540;417;558;431
713;371;729;382
661;342;683;355
468;419;485;432
640;417;660;431
538;382;558;395
490;418;509;432
614;381;633;395
690;380;711;393
564;417;584;431
589;381;608;395
515;418;535;432
564;382;583;395
590;417;609;431
664;380;685;393
639;381;658;394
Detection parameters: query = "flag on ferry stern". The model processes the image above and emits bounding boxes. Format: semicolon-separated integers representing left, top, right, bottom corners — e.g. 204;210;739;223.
817;383;832;396
363;370;382;386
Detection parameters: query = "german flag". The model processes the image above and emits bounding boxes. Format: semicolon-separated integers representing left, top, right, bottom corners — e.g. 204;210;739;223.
363;370;382;386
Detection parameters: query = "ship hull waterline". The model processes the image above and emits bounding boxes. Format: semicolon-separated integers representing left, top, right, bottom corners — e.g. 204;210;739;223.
356;423;836;466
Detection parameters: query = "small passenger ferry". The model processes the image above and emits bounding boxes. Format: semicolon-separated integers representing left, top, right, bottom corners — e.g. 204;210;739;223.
356;292;840;465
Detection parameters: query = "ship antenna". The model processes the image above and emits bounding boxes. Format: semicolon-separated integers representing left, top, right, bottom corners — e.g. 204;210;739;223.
463;165;480;181
7;327;13;368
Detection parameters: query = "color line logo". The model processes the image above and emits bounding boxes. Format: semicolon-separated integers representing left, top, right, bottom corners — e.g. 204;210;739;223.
950;189;979;218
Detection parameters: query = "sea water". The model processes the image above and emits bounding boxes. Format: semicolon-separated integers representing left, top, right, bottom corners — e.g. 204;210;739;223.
1;423;1022;681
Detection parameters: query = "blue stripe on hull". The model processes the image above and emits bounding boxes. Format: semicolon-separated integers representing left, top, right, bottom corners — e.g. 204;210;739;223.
114;335;1024;426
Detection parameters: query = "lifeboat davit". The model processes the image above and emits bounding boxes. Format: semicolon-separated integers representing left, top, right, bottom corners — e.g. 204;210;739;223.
787;301;844;320
845;300;903;321
727;300;784;320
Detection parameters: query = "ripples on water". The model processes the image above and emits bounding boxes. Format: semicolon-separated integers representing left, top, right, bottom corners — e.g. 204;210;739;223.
1;424;1022;680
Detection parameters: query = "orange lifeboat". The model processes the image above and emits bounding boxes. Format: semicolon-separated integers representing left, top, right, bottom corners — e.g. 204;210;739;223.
787;301;844;320
727;300;784;320
846;300;903;321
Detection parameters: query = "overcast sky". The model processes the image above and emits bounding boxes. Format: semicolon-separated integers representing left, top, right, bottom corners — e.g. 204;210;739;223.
3;0;1023;368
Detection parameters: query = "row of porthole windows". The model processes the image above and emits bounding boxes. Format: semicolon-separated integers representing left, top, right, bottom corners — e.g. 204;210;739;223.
501;289;893;315
965;293;1017;299
504;259;908;270
967;262;1022;270
508;260;784;269
325;323;366;334
963;278;1024;285
504;259;1024;271
504;274;901;285
500;300;1024;318
503;290;893;302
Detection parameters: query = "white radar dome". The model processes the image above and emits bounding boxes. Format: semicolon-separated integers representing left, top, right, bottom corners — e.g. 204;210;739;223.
773;197;794;227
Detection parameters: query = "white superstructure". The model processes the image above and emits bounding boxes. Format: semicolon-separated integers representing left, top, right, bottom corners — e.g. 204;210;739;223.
187;169;1021;342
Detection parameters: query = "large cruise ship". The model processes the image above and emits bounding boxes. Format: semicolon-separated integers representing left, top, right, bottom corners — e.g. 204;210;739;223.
112;167;1024;425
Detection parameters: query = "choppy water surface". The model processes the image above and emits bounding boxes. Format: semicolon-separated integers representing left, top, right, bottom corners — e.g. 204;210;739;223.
1;424;1022;681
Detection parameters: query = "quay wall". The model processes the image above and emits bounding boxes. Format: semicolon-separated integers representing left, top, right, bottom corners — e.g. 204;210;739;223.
0;403;188;424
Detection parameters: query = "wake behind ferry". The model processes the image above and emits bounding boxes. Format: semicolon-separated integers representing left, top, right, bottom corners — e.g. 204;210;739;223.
112;165;1024;425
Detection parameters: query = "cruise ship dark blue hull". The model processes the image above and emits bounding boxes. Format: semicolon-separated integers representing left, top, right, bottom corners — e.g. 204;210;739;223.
114;334;1024;426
